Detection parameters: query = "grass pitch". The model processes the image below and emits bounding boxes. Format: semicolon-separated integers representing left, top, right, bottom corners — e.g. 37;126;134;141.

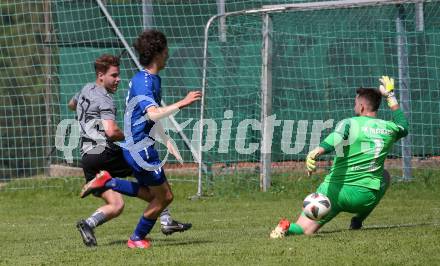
0;170;439;265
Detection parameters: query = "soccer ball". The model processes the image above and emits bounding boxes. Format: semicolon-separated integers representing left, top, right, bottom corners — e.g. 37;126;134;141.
303;193;331;220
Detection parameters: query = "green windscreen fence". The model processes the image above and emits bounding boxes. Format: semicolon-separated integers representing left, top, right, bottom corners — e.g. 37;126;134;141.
1;0;440;186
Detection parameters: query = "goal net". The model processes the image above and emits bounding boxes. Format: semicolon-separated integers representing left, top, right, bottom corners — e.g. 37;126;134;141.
0;0;258;190
198;0;440;193
1;0;440;193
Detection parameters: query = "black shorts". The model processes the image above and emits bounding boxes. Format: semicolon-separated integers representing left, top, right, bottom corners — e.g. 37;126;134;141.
81;147;132;182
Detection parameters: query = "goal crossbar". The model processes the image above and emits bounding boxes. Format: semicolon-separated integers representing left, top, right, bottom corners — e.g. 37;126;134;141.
263;0;430;11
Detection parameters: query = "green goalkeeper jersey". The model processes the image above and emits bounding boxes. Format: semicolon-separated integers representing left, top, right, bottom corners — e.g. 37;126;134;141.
319;109;409;190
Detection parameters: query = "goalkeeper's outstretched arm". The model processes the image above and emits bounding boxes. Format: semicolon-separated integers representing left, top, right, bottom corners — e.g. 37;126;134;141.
391;108;409;139
306;116;351;175
379;76;409;139
306;127;348;175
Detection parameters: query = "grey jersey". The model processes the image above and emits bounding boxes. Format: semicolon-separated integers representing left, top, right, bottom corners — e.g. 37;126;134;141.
76;83;118;155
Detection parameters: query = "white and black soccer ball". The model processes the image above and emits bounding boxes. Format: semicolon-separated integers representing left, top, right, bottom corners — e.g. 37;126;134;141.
303;193;331;220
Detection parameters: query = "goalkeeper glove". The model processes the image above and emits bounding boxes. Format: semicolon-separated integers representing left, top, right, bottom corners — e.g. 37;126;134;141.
306;147;320;174
379;76;398;108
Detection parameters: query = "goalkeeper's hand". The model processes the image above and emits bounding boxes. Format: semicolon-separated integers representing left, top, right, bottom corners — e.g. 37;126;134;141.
306;147;321;175
379;76;398;107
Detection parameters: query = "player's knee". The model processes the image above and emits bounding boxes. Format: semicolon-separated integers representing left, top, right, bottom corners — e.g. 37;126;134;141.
164;191;174;205
116;200;125;213
156;191;173;207
110;199;125;216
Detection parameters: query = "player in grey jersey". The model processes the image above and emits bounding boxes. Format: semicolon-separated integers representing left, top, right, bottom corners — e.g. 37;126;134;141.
70;54;191;247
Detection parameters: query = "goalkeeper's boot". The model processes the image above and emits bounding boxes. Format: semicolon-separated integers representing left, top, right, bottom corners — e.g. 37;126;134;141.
80;170;112;198
127;238;152;249
76;219;97;247
349;216;363;230
160;220;192;235
270;218;290;239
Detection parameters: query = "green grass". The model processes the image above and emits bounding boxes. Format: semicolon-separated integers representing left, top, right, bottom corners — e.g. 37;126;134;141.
0;171;439;265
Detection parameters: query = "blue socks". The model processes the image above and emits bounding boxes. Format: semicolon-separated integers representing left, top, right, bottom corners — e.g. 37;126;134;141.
105;178;140;197
130;216;156;241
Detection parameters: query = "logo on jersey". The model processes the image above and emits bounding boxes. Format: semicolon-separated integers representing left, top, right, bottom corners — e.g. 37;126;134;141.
361;126;393;136
121;94;180;171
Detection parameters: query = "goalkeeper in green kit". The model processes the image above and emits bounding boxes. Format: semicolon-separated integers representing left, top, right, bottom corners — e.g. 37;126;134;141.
270;76;409;238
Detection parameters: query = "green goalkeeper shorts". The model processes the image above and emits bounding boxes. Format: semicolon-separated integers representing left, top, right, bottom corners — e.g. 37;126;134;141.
312;180;388;225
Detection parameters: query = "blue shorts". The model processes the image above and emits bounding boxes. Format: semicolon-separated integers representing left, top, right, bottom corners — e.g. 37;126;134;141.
122;147;167;186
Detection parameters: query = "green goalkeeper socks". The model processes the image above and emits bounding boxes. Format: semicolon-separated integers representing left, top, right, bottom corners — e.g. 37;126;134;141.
287;223;304;235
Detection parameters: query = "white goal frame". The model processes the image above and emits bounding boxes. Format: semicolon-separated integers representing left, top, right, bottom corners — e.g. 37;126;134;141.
197;0;431;196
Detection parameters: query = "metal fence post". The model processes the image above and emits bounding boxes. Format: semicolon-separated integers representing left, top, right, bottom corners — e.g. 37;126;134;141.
396;4;413;180
260;13;273;191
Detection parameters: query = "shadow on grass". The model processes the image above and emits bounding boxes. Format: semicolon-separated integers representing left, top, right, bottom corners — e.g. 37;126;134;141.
317;222;438;235
105;238;213;247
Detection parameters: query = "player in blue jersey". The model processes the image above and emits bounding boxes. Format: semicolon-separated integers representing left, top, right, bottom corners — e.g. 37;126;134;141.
81;30;201;249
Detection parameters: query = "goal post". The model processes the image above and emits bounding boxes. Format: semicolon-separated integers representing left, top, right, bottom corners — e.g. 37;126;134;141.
260;13;273;192
198;0;438;194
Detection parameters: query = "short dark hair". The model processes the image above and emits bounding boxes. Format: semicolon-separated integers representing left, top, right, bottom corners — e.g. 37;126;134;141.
134;29;168;67
356;87;382;111
94;54;120;76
